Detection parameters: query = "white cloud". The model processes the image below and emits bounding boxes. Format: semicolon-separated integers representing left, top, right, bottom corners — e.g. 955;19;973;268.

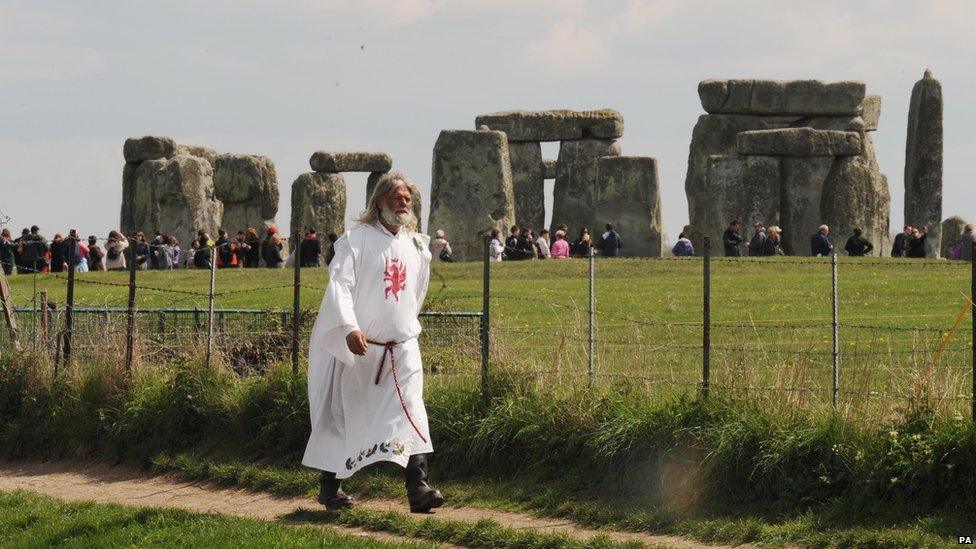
525;19;611;73
621;0;681;32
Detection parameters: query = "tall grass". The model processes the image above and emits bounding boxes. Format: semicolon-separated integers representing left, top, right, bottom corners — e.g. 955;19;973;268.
1;351;973;515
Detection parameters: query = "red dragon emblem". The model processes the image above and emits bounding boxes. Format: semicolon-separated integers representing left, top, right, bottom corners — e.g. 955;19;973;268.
383;258;407;301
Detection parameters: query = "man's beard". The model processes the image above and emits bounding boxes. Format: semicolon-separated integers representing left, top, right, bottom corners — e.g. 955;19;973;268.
381;206;416;228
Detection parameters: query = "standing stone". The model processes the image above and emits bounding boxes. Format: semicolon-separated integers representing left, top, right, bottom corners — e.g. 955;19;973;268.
123;136;178;162
310;151;393;173
550;138;620;235
941;216;968;259
178;144;219;167
507;142;545;231
429;130;515;261
820;135;891;256
129;155;222;248
475;109;624;141
861;95;881;131
595;156;664;257
736;128;862;157
684;114;773;246
364;171;423;234
779;157;834;255
904;69;944;258
213;154;279;233
698;80;865;116
703;155;780;250
121;161;140;234
291;173;346;253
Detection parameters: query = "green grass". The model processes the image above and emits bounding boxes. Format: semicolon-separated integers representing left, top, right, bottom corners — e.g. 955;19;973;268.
152;452;976;548
0;489;429;548
1;353;974;547
5;257;974;417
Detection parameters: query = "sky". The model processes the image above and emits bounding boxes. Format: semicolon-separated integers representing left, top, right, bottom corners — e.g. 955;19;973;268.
1;0;974;244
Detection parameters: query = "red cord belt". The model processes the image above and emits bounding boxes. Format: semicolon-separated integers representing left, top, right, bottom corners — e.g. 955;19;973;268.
366;339;428;444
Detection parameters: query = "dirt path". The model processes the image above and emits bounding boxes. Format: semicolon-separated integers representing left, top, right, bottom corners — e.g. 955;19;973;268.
0;461;739;548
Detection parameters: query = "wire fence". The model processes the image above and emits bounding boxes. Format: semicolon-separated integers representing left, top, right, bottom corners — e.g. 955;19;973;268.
1;235;974;421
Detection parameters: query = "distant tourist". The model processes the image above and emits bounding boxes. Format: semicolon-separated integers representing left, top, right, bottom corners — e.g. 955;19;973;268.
300;228;322;267
762;226;784;256
570;227;592;257
906;226;928;258
748;221;766;256
723;219;743;257
215;229;238;268
262;226;283;268
844;227;874;257
672;232;694;257
518;228;536;259
961;224;974;261
243;227;262;268
596;223;622;257
429;229;452;262
810;225;833;257
105;231;129;271
536;229;551;259
50;233;66;272
0;228;15;275
228;230;245;267
489;228;504;262
87;235;106;271
551;230;570;259
504;226;523;260
169;236;182;269
193;230;214;269
891;225;912;257
22;225;49;274
154;234;175;270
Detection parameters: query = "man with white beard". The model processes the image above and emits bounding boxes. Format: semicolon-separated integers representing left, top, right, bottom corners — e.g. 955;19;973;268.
302;172;444;513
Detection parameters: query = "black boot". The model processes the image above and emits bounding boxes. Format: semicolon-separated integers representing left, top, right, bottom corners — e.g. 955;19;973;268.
317;470;353;510
405;453;444;513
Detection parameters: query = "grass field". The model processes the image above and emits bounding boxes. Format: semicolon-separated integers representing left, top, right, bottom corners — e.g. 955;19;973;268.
5;256;973;418
0;490;427;548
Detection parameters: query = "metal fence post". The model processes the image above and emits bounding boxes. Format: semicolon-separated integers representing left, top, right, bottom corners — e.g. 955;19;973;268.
588;246;596;388
481;235;491;402
63;236;76;370
205;246;216;368
125;242;137;376
39;291;48;346
292;231;302;375
971;241;975;423
702;235;711;398
832;251;840;410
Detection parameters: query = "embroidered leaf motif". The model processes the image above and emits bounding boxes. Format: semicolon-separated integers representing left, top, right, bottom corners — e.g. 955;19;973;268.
345;458;355;470
379;442;390;453
365;444;378;458
392;441;406;455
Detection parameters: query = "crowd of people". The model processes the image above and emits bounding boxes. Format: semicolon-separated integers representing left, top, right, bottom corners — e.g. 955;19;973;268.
0;224;346;276
4;219;973;276
479;223;624;262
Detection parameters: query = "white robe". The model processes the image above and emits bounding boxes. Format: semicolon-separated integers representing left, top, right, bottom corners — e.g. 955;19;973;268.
302;221;433;478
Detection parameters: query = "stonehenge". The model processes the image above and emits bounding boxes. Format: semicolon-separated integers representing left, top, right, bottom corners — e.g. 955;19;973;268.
213;154;279;234
904;70;944;258
447;108;664;257
428;129;516;261
122;136;229;247
292;150;406;262
684;79;891;255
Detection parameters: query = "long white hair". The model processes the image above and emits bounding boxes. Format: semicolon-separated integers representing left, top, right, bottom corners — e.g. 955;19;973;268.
357;171;420;232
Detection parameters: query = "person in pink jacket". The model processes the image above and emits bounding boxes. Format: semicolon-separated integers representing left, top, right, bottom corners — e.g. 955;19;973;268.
550;230;570;259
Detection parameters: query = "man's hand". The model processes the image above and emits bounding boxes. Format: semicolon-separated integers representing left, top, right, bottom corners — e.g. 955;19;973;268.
346;330;368;356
